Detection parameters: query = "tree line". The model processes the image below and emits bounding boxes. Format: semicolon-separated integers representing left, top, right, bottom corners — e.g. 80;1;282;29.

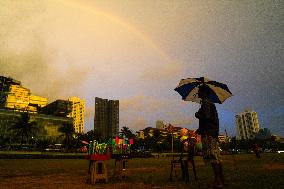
0;112;283;153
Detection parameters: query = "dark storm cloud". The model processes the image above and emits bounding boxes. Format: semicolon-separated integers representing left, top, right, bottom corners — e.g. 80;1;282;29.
0;1;91;101
0;38;52;94
0;45;91;102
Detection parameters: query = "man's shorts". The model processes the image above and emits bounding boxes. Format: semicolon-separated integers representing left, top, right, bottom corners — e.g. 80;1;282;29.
201;135;222;164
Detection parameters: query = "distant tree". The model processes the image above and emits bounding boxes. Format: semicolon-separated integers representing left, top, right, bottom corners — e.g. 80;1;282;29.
0;136;10;147
75;129;102;145
36;138;52;151
220;141;230;151
152;129;162;151
58;122;75;150
161;139;170;152
141;129;151;150
143;129;163;152
231;136;237;150
255;128;272;140
120;126;135;139
87;130;98;141
132;137;145;151
72;133;85;149
8;112;39;145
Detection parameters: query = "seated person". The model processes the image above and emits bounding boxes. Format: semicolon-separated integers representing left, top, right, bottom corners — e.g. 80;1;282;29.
179;129;198;182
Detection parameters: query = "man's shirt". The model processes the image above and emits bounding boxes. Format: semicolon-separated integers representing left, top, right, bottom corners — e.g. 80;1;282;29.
195;98;219;138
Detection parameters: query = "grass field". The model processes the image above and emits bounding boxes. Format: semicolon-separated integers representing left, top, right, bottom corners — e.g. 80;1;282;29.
0;153;283;189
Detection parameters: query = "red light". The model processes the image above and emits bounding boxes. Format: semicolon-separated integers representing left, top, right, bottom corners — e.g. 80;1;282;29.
115;136;119;145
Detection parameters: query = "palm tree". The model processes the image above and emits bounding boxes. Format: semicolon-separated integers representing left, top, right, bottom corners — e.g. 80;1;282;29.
36;138;52;151
8;112;39;145
87;129;101;142
120;126;135;138
58;122;75;150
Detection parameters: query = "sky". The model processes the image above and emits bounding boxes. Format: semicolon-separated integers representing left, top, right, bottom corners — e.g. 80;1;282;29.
0;0;283;136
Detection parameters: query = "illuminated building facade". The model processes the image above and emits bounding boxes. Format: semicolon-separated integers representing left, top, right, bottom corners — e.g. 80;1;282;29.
136;130;145;139
0;76;47;112
94;97;119;139
236;110;260;140
29;95;48;111
218;135;227;143
5;84;30;110
0;76;76;140
0;109;72;139
68;97;85;133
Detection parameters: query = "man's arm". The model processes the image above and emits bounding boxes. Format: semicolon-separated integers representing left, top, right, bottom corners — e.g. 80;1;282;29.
195;100;211;119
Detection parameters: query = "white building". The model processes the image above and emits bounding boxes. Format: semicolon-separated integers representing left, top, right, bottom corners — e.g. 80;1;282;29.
235;110;260;140
156;120;166;129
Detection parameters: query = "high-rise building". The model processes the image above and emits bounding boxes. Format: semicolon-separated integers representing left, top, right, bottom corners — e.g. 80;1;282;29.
109;99;119;137
68;97;85;133
0;76;47;112
94;97;119;139
235;110;260;140
156;120;167;130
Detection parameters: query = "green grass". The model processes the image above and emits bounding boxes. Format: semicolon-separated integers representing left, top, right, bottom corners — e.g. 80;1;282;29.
0;154;283;189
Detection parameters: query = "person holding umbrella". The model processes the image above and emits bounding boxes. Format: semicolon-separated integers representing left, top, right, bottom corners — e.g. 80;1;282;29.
195;85;224;188
175;77;232;188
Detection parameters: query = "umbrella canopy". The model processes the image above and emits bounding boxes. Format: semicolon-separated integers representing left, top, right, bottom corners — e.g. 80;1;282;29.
174;77;232;104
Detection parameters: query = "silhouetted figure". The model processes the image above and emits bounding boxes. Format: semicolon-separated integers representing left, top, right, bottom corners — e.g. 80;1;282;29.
180;137;197;182
253;143;261;158
195;85;225;188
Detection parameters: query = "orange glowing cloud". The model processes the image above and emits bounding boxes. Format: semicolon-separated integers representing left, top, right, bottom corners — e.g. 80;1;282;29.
120;94;167;112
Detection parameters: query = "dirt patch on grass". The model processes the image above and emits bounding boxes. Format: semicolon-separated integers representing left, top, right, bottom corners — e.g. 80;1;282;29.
263;163;284;170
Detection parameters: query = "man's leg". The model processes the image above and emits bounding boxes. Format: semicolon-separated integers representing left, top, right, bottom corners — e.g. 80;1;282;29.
183;160;189;182
190;158;198;181
88;160;92;173
218;163;225;185
181;160;185;181
257;150;261;158
211;163;223;188
211;163;218;183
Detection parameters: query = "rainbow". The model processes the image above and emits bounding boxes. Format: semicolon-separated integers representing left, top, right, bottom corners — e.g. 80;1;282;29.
58;0;172;63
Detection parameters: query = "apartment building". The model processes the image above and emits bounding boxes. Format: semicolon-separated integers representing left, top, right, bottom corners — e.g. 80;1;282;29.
94;97;119;139
68;97;85;133
0;76;47;112
236;110;260;140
